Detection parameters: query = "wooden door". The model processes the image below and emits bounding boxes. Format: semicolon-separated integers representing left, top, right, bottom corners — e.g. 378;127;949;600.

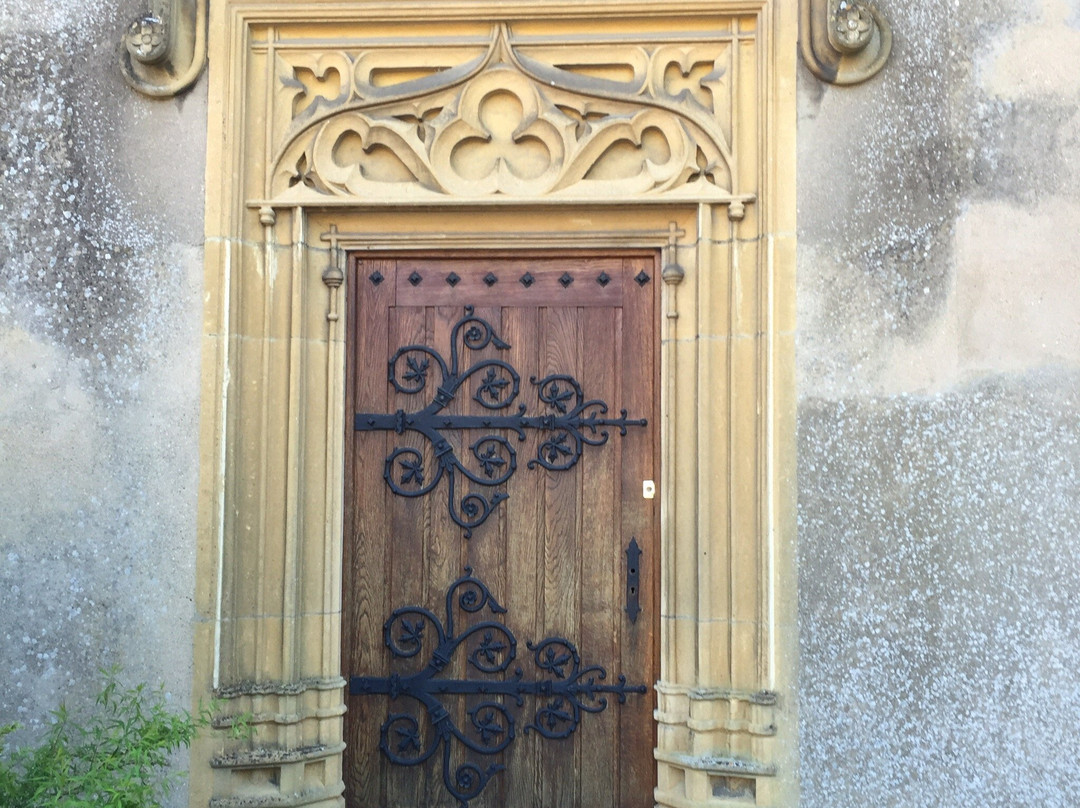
342;252;658;808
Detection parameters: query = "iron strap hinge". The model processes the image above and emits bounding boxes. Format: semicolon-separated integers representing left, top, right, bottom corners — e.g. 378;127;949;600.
349;568;647;807
354;306;647;537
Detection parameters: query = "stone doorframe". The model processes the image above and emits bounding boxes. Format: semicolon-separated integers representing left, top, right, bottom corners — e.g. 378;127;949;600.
192;3;797;808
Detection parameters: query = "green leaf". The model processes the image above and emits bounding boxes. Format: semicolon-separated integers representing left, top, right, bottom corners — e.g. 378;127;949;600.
0;669;220;808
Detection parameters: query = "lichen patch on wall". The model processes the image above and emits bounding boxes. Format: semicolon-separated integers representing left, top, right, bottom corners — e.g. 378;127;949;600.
0;2;206;774
798;372;1080;807
0;17;205;389
798;0;1080;396
798;0;1080;804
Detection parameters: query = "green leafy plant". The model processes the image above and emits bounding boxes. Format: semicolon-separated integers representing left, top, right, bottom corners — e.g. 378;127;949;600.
0;670;221;808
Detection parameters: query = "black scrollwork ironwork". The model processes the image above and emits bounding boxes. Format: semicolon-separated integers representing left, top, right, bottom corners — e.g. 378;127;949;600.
350;568;648;808
355;306;647;536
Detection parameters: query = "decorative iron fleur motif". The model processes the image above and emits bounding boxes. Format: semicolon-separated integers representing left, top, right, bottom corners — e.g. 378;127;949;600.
355;306;646;536
350;569;648;808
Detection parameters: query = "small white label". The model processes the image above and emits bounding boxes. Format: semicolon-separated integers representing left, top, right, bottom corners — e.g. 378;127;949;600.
642;480;656;499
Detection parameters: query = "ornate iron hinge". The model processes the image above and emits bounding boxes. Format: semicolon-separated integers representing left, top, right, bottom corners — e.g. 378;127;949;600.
355;306;647;536
350;569;647;807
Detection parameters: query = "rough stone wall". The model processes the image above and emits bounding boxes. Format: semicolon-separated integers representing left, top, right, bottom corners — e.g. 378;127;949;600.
797;0;1080;804
0;0;205;787
2;0;1078;806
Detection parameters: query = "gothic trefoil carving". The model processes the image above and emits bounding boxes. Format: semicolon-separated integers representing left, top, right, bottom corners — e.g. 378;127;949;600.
269;25;735;203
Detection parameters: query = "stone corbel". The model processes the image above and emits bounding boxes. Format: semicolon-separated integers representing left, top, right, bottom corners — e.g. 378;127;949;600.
120;0;207;96
800;0;892;85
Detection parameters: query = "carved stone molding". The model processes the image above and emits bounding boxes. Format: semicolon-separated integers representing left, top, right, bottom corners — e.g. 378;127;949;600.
800;0;891;85
195;4;798;808
120;0;208;96
266;25;738;205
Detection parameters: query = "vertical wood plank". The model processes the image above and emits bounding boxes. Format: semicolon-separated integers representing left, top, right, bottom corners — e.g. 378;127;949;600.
384;295;428;808
422;302;464;808
343;258;394;807
539;303;582;808
501;303;542;808
617;256;659;806
578;305;618;807
465;302;511;808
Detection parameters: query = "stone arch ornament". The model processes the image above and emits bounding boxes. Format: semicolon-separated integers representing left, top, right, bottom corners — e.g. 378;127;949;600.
799;0;892;85
266;24;736;204
192;3;798;808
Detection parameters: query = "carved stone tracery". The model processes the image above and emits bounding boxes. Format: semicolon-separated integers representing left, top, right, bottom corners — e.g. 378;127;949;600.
269;26;735;203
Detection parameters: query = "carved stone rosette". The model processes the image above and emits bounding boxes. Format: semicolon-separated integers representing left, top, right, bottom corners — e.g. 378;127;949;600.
120;0;207;96
800;0;892;84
